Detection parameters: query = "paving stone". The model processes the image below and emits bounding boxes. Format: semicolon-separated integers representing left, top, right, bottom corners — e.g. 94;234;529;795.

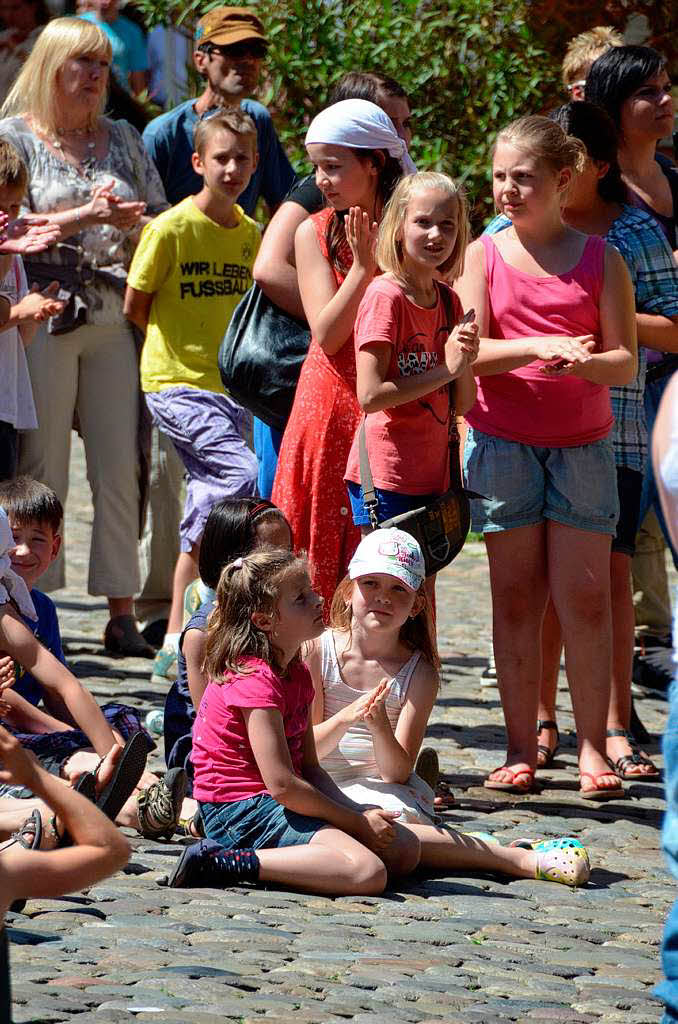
7;436;672;1021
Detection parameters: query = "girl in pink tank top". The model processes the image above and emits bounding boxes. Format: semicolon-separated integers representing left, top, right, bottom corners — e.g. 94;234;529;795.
456;116;637;801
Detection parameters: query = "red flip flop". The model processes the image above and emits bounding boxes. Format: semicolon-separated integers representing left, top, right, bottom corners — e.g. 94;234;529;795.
579;770;625;801
484;765;535;793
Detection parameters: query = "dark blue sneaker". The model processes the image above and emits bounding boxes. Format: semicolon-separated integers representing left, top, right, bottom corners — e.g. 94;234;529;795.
165;839;260;888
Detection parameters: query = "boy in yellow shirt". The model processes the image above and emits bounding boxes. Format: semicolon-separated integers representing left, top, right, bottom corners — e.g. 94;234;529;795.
124;109;260;680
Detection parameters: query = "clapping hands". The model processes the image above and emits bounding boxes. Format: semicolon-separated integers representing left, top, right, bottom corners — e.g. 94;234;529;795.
0;213;61;255
345;206;378;274
342;678;392;733
85;181;145;231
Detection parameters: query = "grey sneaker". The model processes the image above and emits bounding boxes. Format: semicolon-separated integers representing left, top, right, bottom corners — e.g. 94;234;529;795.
136;767;187;840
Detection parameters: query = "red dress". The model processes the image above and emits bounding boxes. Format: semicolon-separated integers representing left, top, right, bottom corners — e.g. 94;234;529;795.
272;208;362;610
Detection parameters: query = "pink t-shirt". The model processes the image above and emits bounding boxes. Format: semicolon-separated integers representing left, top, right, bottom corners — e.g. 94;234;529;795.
466;234;613;447
191;657;314;804
345;276;463;495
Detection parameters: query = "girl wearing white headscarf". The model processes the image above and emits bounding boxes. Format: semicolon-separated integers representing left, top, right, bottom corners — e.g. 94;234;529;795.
272;100;407;609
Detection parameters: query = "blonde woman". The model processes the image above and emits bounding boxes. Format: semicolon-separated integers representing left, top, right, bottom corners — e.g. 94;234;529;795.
0;18;168;655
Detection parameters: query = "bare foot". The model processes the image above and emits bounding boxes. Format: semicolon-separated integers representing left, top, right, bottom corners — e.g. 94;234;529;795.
93;743;123;798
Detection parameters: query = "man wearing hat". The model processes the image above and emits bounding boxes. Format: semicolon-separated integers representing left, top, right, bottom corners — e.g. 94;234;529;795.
143;6;296;212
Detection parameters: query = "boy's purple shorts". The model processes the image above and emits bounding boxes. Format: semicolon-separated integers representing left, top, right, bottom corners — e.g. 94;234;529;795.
145;387;257;551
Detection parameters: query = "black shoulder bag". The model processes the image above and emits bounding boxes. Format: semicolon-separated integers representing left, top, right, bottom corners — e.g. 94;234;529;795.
218;284;311;433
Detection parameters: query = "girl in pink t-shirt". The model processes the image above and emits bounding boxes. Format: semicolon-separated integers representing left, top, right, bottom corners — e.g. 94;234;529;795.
345;171;478;532
168;541;591;893
169;547;406;893
456;115;637;800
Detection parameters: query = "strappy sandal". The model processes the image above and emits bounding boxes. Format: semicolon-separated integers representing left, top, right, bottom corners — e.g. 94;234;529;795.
6;809;43;914
605;728;661;781
536;719;560;769
433;780;455;808
484;764;535;793
579;770;625;801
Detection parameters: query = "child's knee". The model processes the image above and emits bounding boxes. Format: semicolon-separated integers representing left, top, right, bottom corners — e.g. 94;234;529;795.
353;849;388;894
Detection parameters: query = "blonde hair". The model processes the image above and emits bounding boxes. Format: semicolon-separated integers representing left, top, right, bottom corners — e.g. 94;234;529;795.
204;548;309;680
495;115;586;176
1;18;112;134
193;108;258;159
0;140;27;192
376;171;469;283
329;575;440;673
561;26;623;88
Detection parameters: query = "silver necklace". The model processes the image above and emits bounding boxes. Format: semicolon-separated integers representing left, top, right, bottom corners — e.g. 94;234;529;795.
50;129;97;175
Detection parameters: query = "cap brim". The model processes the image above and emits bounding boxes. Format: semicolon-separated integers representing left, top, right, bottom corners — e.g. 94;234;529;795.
202;28;268;45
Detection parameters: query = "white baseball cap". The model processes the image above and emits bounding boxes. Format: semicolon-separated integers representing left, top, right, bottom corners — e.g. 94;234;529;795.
348;528;425;592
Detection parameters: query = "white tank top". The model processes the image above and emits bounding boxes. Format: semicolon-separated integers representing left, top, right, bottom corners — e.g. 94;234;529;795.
319;630;421;783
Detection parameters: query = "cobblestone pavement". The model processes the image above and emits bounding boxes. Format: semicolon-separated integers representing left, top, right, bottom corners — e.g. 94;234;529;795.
7;438;675;1023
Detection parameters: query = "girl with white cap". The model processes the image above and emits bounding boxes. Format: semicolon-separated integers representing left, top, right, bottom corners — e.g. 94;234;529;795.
272;99;408;613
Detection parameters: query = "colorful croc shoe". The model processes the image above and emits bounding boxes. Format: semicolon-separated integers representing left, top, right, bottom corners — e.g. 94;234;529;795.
533;837;590;887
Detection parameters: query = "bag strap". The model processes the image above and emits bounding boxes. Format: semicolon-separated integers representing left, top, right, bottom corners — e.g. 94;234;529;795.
359;282;461;522
359;420;380;530
436;283;465;489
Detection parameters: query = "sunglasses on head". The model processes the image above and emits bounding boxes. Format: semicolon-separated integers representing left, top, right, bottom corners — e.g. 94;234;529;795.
205;40;268;61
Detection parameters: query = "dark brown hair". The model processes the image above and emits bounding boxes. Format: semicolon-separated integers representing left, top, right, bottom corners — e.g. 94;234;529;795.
0;476;62;533
326;149;402;275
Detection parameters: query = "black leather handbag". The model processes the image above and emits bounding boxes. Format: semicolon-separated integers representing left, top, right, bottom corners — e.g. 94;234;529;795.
218;284;311;433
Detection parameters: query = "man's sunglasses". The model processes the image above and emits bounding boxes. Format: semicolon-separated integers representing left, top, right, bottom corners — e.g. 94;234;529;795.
204;41;268;61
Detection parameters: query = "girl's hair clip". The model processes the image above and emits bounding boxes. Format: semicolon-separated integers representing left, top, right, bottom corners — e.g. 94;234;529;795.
232;557;244;569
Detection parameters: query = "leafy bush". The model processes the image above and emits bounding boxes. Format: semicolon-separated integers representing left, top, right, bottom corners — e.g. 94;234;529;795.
134;0;567;225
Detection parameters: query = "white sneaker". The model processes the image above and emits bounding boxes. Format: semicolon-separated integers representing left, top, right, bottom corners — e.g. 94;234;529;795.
480;648;497;688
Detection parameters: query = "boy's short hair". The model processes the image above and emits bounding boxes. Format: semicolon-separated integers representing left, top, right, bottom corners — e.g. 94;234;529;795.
562;26;624;89
0;139;28;193
0;476;63;533
193;109;258;159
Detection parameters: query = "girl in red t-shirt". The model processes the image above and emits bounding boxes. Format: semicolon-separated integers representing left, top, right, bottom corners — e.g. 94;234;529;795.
344;171;478;533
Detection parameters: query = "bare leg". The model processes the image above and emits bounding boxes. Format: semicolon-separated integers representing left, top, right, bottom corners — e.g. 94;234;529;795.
253;828;388;895
538;595;562;766
548;522;618;792
403;822;536;878
166;547;200;635
108;597;135;618
484;524;549;785
607;551;656;775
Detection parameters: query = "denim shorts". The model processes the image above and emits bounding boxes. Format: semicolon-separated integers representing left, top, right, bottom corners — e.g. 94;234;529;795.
200;793;327;850
463;428;619;535
346;480;439;527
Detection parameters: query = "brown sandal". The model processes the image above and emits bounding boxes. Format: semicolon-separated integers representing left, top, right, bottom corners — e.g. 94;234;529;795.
536;719;560;769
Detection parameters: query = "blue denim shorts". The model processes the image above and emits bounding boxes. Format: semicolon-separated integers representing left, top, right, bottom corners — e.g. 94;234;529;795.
463;427;619;535
200;793;327;850
346;480;439;527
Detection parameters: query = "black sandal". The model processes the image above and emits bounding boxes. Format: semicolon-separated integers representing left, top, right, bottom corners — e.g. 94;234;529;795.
536;719;560;769
97;732;148;822
5;809;42;914
606;728;661;781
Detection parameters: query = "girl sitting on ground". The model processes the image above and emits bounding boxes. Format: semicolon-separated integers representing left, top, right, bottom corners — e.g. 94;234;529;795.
307;528;590;886
165;544;590;892
164;498;292;829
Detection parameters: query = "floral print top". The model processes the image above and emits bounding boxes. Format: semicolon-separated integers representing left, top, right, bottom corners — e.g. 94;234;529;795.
0;115;168;325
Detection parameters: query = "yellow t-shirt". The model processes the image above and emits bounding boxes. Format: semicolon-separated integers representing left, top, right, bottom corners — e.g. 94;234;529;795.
130;197;261;394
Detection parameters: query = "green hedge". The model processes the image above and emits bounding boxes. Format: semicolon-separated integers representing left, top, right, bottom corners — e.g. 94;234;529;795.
135;0;564;225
